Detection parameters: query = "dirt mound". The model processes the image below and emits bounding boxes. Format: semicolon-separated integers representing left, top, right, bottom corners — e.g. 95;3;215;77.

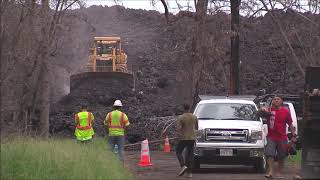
49;6;320;141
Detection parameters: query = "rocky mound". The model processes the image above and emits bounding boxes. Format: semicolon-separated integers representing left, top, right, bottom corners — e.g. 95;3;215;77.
49;6;320;142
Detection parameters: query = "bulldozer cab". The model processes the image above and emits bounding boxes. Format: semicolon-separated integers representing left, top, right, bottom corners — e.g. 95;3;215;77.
88;37;128;73
96;42;114;55
95;39;119;56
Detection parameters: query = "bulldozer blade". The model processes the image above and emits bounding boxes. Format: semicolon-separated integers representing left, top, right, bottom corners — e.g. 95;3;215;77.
70;72;133;95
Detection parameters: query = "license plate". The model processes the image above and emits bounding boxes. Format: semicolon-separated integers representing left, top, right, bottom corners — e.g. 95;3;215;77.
219;149;233;156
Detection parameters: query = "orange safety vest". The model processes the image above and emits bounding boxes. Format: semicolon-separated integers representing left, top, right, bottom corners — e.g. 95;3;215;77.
75;112;92;130
107;111;125;129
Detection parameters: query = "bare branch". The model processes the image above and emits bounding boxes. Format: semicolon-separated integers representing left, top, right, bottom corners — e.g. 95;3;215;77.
175;0;183;11
160;0;169;24
160;119;177;137
268;0;275;10
249;7;267;18
275;0;319;26
291;9;320;27
63;0;79;12
259;0;305;77
293;28;316;65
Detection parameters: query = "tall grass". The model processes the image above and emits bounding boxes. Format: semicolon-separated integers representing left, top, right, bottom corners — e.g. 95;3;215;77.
1;137;134;180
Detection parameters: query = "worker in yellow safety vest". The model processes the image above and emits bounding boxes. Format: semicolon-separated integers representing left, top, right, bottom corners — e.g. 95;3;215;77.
104;100;130;162
74;105;95;142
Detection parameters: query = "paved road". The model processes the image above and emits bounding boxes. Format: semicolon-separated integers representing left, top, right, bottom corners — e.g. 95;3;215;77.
125;151;300;180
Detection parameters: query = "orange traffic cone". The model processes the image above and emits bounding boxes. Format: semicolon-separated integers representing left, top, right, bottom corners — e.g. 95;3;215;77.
138;139;153;167
164;136;171;152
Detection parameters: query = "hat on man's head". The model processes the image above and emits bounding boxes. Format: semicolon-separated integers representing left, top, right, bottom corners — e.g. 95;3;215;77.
113;100;123;107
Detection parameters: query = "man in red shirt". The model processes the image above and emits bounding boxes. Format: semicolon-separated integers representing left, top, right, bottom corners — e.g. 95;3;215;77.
261;96;296;178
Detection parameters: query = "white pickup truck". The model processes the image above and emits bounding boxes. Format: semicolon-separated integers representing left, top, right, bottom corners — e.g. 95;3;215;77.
193;96;266;172
193;95;299;173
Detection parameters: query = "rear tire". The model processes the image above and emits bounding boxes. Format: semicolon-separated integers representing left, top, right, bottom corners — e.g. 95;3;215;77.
254;156;267;173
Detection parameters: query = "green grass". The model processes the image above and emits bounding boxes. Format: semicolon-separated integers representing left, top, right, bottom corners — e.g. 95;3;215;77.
1;137;135;180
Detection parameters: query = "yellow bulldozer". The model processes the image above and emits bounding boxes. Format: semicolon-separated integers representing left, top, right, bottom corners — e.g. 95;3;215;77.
70;36;133;93
87;36;128;73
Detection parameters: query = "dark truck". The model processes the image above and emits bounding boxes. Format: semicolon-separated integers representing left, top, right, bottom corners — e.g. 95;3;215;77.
301;66;320;179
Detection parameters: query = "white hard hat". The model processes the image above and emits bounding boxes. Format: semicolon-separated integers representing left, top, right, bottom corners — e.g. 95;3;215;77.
113;100;123;107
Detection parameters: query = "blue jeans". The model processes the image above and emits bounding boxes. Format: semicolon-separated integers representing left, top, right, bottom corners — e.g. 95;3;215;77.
108;136;125;162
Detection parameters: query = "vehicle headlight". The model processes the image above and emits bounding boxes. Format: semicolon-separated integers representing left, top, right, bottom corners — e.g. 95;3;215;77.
251;130;263;140
196;129;205;141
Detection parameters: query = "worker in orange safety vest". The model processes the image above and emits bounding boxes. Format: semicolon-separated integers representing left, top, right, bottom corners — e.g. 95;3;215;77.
74;105;95;143
104;100;130;163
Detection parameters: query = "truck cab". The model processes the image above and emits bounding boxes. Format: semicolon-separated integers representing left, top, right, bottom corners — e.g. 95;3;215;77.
193;96;266;172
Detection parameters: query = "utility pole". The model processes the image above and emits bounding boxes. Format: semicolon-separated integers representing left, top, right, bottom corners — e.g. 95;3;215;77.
229;0;241;95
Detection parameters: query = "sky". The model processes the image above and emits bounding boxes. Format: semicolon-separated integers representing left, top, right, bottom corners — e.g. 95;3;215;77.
84;0;196;14
82;0;319;15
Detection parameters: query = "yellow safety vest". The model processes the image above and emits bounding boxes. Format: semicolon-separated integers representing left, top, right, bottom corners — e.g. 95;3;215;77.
74;111;94;141
105;110;129;136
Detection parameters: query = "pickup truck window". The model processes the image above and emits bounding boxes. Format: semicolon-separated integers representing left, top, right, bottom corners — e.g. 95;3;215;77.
282;104;296;122
195;103;258;121
282;104;290;112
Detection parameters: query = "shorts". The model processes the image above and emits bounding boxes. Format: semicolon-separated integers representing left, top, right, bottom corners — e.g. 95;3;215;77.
265;137;288;160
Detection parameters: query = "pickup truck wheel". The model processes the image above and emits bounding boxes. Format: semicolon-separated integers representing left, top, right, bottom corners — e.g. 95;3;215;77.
254;156;266;173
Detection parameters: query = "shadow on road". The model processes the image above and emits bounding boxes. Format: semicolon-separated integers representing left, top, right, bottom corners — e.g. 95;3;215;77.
194;165;258;174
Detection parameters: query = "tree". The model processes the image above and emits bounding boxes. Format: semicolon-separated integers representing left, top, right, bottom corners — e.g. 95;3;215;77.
230;0;241;95
1;0;80;137
190;0;209;107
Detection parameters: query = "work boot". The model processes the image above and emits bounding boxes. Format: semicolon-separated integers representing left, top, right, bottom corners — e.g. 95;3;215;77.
178;166;188;176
